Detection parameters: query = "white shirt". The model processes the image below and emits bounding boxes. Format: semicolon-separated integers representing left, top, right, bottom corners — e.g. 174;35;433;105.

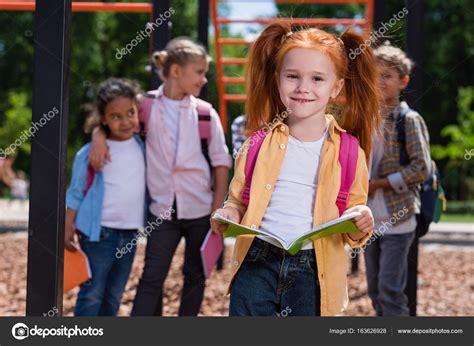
101;137;146;229
258;131;327;250
162;95;182;163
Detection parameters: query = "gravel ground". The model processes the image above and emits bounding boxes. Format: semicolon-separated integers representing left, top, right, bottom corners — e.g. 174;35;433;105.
0;232;472;316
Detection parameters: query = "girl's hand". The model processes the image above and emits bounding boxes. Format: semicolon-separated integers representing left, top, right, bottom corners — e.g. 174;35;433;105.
210;207;241;235
64;223;78;251
343;205;374;239
89;128;110;171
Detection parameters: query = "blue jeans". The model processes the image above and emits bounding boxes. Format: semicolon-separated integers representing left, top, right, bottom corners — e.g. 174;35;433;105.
229;238;320;316
75;227;137;316
364;231;415;316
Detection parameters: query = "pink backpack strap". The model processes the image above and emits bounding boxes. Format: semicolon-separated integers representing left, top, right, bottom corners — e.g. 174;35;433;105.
84;164;95;194
196;98;212;144
138;90;159;134
336;132;359;216
242;129;268;207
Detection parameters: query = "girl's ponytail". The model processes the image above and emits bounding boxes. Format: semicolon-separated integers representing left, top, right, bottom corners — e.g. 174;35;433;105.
152;50;168;70
245;22;292;133
340;30;381;160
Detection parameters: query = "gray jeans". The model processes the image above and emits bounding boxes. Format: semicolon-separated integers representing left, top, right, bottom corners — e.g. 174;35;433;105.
364;231;415;316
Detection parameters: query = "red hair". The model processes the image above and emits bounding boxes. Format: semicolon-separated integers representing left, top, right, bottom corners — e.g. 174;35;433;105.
245;22;381;159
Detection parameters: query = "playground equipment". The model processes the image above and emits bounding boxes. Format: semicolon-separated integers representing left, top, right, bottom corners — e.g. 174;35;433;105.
0;0;424;316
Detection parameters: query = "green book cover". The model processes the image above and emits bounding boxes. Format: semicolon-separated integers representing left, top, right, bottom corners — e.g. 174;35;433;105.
212;211;361;255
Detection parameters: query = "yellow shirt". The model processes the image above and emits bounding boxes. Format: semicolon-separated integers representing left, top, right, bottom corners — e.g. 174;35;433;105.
223;114;372;316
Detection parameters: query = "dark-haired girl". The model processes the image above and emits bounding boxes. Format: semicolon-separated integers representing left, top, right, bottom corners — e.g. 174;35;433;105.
65;78;147;316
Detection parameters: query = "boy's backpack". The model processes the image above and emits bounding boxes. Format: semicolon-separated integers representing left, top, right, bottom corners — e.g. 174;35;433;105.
396;107;446;238
241;129;359;217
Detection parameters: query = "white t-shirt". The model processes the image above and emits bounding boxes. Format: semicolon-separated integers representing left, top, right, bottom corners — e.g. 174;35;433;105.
162;95;182;163
258;131;327;250
101;137;146;229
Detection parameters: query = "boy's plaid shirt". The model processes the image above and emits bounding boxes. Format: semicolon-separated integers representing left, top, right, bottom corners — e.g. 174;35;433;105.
377;102;431;221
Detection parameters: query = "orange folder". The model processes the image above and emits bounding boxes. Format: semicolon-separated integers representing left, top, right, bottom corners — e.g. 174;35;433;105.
63;245;92;293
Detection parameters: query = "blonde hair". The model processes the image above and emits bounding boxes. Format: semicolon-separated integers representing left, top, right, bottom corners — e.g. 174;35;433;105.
374;41;414;76
152;37;211;80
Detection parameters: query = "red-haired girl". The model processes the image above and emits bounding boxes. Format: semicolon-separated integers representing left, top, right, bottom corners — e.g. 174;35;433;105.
211;22;380;316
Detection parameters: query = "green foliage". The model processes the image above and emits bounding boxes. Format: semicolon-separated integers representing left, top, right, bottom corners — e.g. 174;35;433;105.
0;91;32;173
0;92;32;156
431;87;474;200
431;87;474;161
444;200;474;215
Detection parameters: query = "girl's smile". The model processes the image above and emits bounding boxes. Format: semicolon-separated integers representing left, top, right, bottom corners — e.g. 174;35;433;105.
290;97;316;104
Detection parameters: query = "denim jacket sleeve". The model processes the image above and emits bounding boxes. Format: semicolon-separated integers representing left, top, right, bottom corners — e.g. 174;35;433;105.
66;145;90;211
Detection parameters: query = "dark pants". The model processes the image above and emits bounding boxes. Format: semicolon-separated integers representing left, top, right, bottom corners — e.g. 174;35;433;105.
229;238;320;316
75;227;137;316
131;213;210;316
364;231;415;316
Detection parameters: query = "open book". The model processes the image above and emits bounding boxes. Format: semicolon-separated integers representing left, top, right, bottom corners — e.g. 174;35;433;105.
212;212;360;255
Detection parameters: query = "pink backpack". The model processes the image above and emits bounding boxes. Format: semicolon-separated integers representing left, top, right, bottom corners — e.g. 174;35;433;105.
242;130;359;216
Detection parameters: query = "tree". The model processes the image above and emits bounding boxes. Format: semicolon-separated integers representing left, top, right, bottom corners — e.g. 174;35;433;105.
431;87;474;199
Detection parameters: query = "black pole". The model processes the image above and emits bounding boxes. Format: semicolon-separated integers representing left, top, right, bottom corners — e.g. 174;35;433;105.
151;0;171;90
373;0;385;32
404;0;424;112
404;0;424;317
26;0;71;316
198;0;210;100
406;235;418;316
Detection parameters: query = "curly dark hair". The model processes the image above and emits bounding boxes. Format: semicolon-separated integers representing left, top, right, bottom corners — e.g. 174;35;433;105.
84;78;141;135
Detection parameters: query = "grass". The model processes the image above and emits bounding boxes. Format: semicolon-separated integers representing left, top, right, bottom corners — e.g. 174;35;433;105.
440;214;474;223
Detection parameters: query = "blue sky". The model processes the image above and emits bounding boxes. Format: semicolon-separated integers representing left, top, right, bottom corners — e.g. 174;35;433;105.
213;1;278;39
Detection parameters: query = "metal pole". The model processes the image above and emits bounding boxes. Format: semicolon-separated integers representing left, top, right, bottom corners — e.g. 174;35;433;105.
373;0;385;36
151;0;171;90
404;0;424;316
405;0;424;112
198;0;210;100
26;0;72;316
